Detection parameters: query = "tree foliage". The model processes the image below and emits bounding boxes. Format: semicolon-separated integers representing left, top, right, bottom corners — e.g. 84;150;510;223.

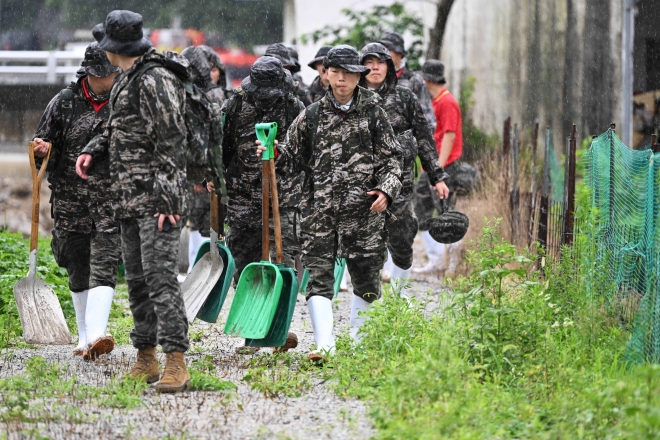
301;2;424;69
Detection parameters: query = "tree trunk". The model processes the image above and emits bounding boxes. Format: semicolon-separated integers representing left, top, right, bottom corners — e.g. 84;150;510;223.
427;0;456;59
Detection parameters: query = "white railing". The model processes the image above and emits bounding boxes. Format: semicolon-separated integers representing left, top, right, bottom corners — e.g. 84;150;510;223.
0;51;85;85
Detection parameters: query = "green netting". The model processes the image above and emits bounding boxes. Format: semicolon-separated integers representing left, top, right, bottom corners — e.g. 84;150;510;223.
583;129;660;364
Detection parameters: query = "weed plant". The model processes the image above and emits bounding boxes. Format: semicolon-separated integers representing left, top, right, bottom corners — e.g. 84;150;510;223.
243;353;313;398
326;219;660;439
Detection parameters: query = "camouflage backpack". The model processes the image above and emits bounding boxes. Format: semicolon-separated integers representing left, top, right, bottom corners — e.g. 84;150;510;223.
115;51;226;200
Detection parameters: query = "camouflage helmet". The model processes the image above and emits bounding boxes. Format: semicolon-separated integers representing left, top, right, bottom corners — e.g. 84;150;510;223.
264;43;296;68
80;42;119;78
241;56;292;99
323;45;370;74
426;210;469;244
359;42;397;87
181;46;211;89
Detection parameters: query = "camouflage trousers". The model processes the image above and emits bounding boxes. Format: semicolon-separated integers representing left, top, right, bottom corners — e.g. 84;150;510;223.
226;209;300;283
386;200;418;270
301;210;387;303
51;228;120;292
415;162;458;231
120;217;189;353
187;184;210;236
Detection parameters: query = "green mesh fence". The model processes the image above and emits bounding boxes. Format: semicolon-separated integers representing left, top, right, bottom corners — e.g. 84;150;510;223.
583;129;660;364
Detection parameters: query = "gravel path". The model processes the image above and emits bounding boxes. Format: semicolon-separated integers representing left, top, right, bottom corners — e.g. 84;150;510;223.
0;235;450;439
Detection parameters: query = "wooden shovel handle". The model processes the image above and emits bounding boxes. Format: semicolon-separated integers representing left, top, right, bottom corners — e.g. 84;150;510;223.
268;158;284;265
28;141;51;252
262;160;270;261
210;191;219;233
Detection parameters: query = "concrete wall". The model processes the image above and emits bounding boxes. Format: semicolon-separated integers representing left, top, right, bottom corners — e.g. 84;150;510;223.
0;84;61;153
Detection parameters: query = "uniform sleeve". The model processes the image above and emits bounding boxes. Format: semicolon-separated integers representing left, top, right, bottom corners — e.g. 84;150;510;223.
33;93;63;172
411;75;436;132
81;132;109;158
220;99;236;170
371;105;403;202
140;70;188;214
409;93;448;186
275;110;308;175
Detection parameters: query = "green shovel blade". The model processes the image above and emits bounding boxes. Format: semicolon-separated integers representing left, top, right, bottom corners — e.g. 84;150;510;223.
224;261;283;339
193;238;236;323
245;264;299;347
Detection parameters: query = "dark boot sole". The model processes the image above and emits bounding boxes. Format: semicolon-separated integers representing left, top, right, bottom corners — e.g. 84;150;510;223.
83;336;115;361
273;332;299;353
155;379;191;393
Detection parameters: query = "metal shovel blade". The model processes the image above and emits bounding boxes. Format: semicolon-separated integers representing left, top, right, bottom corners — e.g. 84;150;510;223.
13;250;70;345
182;230;224;323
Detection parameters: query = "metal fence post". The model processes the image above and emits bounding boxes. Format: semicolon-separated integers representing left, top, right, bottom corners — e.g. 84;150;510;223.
537;127;551;268
563;124;577;246
510;123;520;243
529;121;539;247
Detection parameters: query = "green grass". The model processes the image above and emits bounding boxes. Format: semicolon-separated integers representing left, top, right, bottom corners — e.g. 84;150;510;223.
242;353;313;398
322;220;660;439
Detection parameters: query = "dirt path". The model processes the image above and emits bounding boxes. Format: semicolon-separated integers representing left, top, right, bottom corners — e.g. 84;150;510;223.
0;236;448;440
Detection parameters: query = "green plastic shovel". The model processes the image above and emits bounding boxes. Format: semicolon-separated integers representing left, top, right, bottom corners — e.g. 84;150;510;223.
246;123;299;348
193;195;236;323
224;122;284;339
298;258;346;299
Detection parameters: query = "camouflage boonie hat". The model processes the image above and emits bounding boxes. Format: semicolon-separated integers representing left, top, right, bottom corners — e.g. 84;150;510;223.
241;56;292;99
92;23;105;43
421;59;446;84
80;42;119;78
323;45;370;74
264;43;296;68
99;10;153;57
308;45;332;69
287;46;301;73
379;31;407;56
426;210;469;244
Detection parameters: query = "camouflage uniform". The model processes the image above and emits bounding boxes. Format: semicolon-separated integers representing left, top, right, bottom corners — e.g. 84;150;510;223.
82;47;189;353
34;45;120;293
221;56;304;281
359;43;447;270
265;44;309;110
278;83;403;302
379;32;436;131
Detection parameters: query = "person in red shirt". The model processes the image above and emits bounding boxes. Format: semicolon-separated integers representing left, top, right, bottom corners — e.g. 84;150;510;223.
414;59;465;275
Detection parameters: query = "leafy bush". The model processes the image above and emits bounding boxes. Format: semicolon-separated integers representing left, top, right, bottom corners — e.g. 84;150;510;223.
301;2;424;69
459;76;500;162
0;230;74;345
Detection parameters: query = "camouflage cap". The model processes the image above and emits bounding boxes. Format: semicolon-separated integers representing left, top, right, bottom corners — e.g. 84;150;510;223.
99;10;153;57
92;23;105;43
181;46;211;89
307;45;332;69
426;210;469;244
241;56;292;99
379;31;407;56
421;59;446;84
323;45;370;74
81;42;119;78
264;43;296;68
287;46;301;73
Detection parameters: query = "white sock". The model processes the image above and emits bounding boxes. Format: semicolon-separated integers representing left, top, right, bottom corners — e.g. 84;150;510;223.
187;230;205;273
390;264;412;296
85;286;114;343
71;290;88;349
307;296;335;354
349;295;372;342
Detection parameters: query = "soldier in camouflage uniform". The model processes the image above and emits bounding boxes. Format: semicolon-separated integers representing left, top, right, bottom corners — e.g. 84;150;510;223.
222;56;304;354
198;45;229;103
264;43;309;107
305;46;332;104
32;42;120;359
78;10;190;393
358;43;449;291
379;31;436;132
263;45;403;362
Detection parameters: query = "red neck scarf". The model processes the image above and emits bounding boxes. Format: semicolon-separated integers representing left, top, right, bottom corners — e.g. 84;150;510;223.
81;78;109;113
